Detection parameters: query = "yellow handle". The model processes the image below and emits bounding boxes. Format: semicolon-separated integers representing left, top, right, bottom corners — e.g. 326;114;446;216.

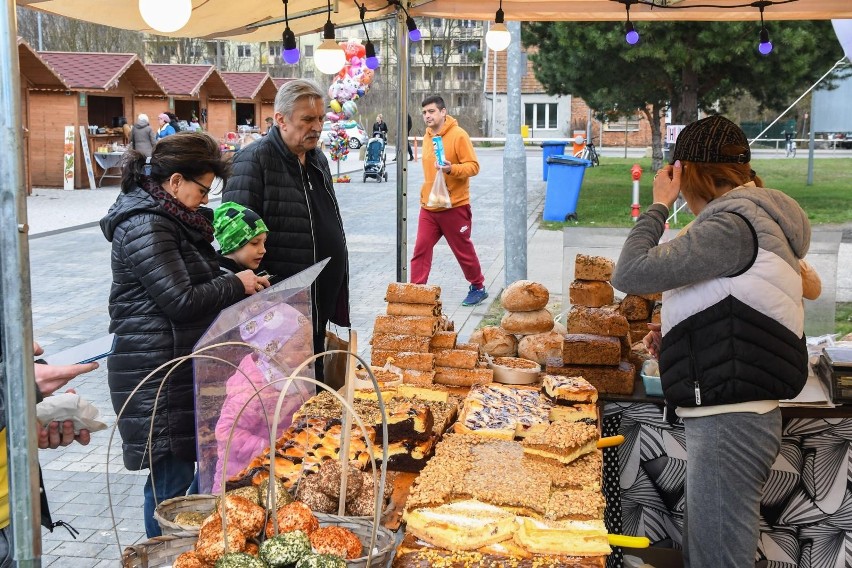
608;534;650;548
597;435;625;448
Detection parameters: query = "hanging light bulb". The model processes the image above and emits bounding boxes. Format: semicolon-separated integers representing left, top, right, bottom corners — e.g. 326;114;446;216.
315;16;346;75
624;2;639;45
365;41;380;70
406;16;422;42
139;0;192;33
283;28;300;64
757;4;773;55
485;1;511;52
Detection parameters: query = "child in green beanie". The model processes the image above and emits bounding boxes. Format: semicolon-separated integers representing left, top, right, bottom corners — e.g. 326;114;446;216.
213;202;270;276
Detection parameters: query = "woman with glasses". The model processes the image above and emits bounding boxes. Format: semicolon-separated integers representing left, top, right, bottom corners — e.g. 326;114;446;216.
100;132;270;537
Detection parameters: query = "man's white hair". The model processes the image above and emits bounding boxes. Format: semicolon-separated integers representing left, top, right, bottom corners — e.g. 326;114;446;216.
274;79;325;118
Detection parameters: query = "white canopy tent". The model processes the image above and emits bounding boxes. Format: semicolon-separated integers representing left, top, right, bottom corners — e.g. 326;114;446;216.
3;2;852;566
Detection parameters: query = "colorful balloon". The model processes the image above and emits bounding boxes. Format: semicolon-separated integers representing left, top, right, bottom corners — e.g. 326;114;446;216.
342;100;358;119
329;100;342;113
326;111;340;122
360;69;374;86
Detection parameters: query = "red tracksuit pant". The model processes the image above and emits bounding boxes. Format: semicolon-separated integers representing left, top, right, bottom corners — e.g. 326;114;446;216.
410;205;485;288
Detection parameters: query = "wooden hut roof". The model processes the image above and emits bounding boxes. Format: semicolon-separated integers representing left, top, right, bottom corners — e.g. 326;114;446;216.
271;78;294;91
38;51;164;95
17;38;66;90
145;64;234;99
221;72;278;101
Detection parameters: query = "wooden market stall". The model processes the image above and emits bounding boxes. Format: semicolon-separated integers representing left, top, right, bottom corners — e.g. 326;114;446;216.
16;38;66;195
31;51;165;188
221;72;278;132
143;64;235;141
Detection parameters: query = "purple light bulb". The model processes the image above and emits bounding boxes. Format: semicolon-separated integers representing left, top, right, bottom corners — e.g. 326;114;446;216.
626;30;640;45
366;56;380;70
284;48;300;64
409;28;422;42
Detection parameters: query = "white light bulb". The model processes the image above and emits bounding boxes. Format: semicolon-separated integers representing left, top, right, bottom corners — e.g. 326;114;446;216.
485;23;511;52
139;0;192;33
315;39;347;75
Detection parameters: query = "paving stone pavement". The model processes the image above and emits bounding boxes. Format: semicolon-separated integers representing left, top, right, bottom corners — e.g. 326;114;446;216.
23;146;852;565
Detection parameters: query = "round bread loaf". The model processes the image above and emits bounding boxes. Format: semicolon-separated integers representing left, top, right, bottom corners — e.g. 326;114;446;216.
517;331;563;365
501;309;554;335
468;325;518;357
501;280;549;312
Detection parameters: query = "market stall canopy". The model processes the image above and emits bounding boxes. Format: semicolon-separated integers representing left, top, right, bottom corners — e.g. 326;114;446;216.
17;38;65;90
145;64;234;99
38;51;165;95
221;72;279;102
17;0;852;42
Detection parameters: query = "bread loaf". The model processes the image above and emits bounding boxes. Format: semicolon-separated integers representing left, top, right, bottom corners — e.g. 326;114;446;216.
500;280;549;312
385;282;441;304
434;367;493;387
628;321;652;345
371;350;435;371
387;302;442;316
651;304;662;324
619;295;653;321
501;309;554;335
545;361;635;395
627;342;652;380
569;280;615;308
517;331;563;365
433;349;479;369
468;326;518;357
639;292;663;302
373;314;439;337
402;369;436;386
574;254;615;282
371;333;431;353
562;334;621;366
566;306;628;337
455;342;481;354
430;331;458;350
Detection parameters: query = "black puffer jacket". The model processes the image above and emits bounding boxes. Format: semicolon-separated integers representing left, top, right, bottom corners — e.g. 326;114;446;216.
223;126;350;328
100;187;245;470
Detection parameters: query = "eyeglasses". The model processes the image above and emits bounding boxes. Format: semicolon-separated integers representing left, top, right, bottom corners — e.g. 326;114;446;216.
185;176;224;197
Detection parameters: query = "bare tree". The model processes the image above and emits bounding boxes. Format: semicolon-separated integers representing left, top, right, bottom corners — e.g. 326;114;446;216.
16;7;144;55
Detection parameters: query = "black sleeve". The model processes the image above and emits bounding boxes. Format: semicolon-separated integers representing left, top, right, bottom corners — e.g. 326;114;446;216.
223;149;265;214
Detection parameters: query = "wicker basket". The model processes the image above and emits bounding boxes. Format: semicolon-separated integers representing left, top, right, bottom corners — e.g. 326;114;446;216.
121;532;197;568
315;513;396;568
153;494;218;536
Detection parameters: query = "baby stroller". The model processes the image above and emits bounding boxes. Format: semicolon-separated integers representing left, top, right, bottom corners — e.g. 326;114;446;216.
363;132;388;182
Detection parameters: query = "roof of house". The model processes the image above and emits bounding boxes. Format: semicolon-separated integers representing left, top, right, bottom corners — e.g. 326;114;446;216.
38;51;163;94
271;77;294;90
145;64;234;99
221;72;278;101
489;49;546;95
17;38;66;89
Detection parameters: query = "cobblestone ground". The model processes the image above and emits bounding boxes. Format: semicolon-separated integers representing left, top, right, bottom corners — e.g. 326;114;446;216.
30;148;546;565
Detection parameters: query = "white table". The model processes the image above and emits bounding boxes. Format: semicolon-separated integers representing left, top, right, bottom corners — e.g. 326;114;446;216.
94;152;124;187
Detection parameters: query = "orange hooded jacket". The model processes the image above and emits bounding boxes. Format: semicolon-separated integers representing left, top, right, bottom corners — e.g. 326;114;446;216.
420;115;480;211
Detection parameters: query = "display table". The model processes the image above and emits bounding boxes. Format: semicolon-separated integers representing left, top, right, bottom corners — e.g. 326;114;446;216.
94;151;124;187
600;381;852;568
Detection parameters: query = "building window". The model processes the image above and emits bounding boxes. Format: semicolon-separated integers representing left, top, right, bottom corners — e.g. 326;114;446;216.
269;44;281;56
304;45;314;58
304;69;314;79
433;70;443;81
432;18;442;27
524;103;558;130
458;41;478;54
237;44;252;58
460;19;476;28
456;69;477;81
432;45;444;57
605;115;641;131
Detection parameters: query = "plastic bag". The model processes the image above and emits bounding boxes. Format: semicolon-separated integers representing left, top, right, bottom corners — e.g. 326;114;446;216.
426;171;452;209
323;330;350;391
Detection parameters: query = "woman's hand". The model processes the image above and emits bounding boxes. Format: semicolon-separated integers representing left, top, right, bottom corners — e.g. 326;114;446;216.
33;343;99;396
652;160;683;210
643;323;663;359
237;270;271;295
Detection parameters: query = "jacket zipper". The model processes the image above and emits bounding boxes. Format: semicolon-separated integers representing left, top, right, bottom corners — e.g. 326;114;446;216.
298;159;319;333
687;333;701;405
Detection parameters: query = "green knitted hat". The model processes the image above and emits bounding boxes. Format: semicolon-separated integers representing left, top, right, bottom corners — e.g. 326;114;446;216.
213;202;268;255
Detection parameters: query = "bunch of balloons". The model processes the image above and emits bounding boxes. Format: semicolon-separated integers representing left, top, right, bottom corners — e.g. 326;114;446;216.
326;39;376;163
327;123;350;163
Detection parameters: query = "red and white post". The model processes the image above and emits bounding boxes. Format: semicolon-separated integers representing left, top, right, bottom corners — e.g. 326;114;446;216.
630;164;642;222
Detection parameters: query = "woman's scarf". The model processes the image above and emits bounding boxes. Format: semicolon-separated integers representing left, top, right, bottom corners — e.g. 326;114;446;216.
140;175;214;242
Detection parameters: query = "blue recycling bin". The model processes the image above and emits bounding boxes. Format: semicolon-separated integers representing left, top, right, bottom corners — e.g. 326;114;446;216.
541;140;568;181
543;155;592;222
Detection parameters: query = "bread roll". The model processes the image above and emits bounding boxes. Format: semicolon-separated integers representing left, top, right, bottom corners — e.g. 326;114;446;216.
430;331;458;350
501;309;554;335
387;302;441;316
517;331;563;365
371;350;435;371
619;295;653;321
371;333;431;353
574;254;615;282
569;280;615;308
385;282;441;304
373;315;439;337
567;306;628;337
468;326;518;357
500;280;550;312
433;349;479;369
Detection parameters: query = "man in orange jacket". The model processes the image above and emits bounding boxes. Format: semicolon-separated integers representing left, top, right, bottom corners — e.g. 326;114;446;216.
411;95;488;306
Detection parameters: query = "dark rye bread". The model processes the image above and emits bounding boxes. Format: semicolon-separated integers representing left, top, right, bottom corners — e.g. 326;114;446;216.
561;334;621;366
545;361;635;395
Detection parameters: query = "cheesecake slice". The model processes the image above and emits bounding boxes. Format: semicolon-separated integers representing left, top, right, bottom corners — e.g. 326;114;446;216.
522;420;599;465
542;374;598;404
404;499;517;551
513;517;610;556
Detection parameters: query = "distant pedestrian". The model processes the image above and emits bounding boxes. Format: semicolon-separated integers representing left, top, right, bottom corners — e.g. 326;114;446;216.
264;116;274;135
372;114;388;140
129;113;157;158
166;112;182;133
100;132;269;537
186;117;202;132
412;95;487;306
156;113;175;140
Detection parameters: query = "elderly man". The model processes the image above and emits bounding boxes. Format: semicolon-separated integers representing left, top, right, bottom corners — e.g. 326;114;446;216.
224;79;349;382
